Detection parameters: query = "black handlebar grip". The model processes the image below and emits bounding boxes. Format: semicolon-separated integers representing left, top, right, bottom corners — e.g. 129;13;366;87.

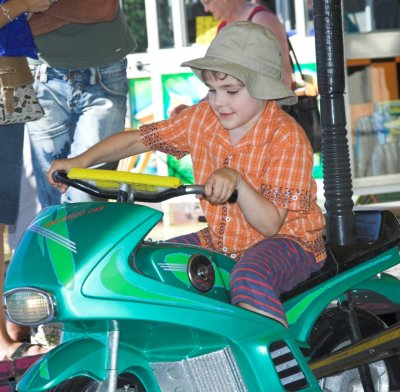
228;189;238;203
52;170;68;183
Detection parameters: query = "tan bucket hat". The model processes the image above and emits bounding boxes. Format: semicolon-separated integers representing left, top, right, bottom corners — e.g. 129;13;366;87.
182;21;297;105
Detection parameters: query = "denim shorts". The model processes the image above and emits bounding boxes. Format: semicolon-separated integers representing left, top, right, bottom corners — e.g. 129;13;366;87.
0;123;24;225
26;58;129;207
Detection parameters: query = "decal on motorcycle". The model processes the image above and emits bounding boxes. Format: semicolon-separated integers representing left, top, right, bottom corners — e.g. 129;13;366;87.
158;263;187;272
44;205;105;227
28;224;77;254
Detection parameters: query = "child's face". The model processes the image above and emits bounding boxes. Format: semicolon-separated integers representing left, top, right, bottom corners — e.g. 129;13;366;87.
205;74;267;135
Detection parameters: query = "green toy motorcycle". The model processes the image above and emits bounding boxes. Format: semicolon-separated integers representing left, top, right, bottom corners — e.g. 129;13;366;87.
3;168;400;391
4;0;400;389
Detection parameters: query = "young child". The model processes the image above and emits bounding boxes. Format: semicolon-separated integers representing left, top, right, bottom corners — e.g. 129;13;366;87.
47;21;326;327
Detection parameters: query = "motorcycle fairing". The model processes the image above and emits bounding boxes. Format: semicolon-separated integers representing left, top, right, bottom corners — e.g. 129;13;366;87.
5;202;163;292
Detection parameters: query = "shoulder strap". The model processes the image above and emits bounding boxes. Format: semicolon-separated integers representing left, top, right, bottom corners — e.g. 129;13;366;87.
287;38;305;81
219;5;273;32
217;20;227;32
247;5;272;21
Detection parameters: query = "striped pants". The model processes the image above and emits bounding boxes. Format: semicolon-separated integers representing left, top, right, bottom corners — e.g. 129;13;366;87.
168;233;324;326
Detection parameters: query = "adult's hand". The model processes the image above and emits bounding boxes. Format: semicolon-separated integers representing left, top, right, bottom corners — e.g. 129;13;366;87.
0;0;52;28
23;0;54;13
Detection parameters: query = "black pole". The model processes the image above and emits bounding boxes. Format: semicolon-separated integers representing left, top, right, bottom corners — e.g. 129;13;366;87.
313;0;356;245
345;292;376;391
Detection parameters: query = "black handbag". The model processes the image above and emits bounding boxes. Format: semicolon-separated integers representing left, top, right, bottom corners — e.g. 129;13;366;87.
284;40;322;153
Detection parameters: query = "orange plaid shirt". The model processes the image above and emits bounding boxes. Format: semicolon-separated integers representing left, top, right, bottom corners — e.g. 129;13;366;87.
139;100;326;263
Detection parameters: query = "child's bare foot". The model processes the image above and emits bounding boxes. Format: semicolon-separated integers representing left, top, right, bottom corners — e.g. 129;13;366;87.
0;342;49;361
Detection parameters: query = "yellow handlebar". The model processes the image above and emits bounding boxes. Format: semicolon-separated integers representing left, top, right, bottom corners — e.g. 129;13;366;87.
68;168;183;192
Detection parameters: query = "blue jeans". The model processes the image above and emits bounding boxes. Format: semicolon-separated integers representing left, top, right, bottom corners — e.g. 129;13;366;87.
0;123;24;225
27;58;128;207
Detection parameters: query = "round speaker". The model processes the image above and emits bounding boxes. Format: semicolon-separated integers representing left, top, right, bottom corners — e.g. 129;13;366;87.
187;254;215;293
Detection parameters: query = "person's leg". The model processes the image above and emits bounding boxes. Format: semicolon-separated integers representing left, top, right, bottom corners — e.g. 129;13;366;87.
5;127;42;339
1;241;39;360
0;124;24;223
26;66;74;208
230;237;323;327
0;223;16;359
62;59;129;203
0;124;47;359
7;127;41;251
0;124;25;357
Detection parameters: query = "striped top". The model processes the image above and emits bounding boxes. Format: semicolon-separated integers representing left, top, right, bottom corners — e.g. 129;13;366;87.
139;100;326;262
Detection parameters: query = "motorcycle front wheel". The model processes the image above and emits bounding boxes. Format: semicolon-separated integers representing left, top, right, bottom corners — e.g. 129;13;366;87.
47;372;146;392
309;308;400;392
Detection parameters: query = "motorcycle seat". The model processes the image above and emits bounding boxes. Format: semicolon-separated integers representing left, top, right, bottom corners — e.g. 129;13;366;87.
280;210;400;301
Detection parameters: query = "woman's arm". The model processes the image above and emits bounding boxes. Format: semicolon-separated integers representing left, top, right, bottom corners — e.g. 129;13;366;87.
28;12;67;36
36;0;118;24
29;0;118;36
0;0;51;28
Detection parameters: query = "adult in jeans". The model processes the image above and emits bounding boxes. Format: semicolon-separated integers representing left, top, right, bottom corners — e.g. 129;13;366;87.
27;0;136;207
0;0;53;360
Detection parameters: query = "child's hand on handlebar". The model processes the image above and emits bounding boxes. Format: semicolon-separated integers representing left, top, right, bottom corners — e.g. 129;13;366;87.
47;158;81;194
203;168;241;205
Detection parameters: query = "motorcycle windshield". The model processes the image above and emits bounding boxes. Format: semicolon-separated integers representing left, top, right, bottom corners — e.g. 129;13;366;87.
5;202;163;291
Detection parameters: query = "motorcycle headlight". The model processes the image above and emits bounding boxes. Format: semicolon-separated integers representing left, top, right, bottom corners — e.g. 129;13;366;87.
3;288;56;326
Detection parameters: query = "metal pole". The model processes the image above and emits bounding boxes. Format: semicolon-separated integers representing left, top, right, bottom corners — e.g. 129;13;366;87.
345;293;376;392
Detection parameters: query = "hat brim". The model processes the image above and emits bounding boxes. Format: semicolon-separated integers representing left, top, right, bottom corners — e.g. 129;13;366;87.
182;57;297;106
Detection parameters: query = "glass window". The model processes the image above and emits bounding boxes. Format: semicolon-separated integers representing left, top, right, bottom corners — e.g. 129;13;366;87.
344;0;400;33
157;0;174;48
303;0;400;36
185;0;212;44
373;0;400;30
122;0;147;52
343;0;371;33
122;0;174;51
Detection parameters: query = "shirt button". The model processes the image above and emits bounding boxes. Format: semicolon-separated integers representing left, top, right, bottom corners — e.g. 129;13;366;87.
226;216;231;222
222;246;228;252
230;253;237;259
292;195;298;201
227;155;233;159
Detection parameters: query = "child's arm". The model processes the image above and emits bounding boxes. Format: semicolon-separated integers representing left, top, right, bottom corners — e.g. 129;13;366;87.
204;167;287;237
47;129;150;194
